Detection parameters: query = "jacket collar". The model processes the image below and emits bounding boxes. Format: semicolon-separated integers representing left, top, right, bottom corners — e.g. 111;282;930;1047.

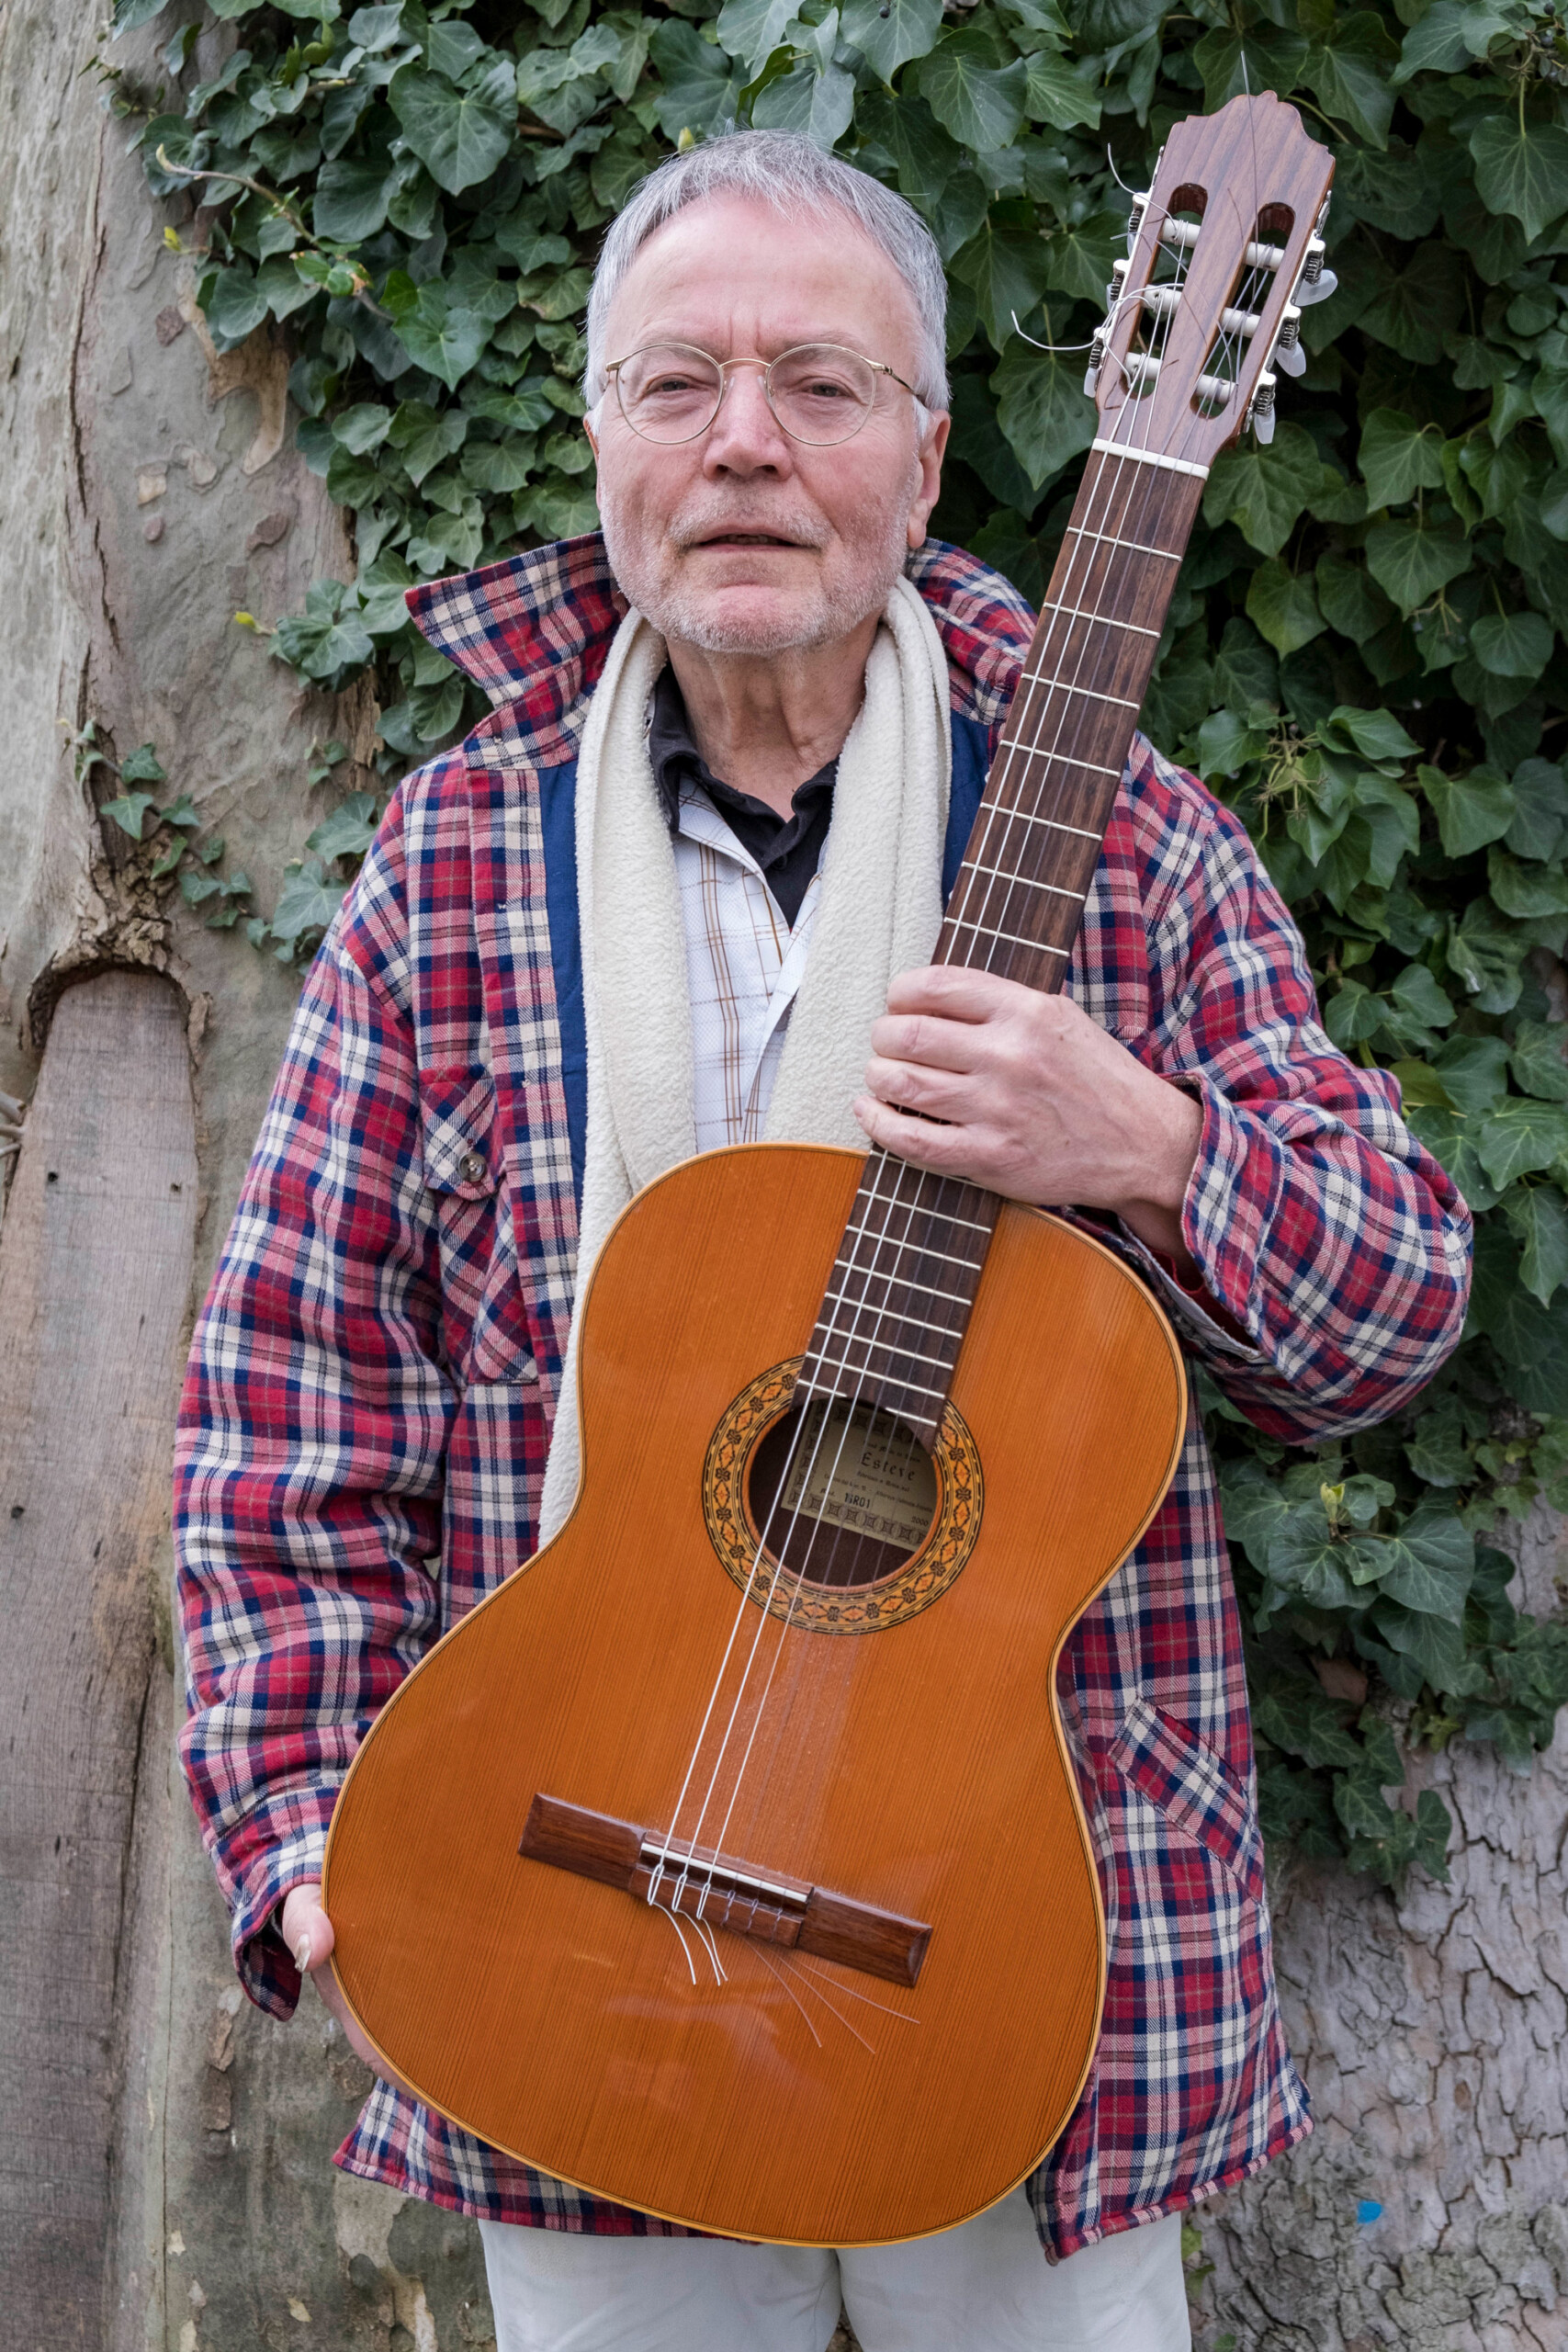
404;530;1033;774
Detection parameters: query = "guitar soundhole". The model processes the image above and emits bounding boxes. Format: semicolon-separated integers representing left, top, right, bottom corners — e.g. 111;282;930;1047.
746;1396;939;1589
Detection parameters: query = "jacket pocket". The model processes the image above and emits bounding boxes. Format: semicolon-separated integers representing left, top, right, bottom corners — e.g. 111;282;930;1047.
417;1065;536;1387
1108;1698;1265;1905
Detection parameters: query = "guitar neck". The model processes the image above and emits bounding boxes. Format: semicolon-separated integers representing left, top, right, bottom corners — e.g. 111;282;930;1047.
939;447;1205;994
797;447;1207;1442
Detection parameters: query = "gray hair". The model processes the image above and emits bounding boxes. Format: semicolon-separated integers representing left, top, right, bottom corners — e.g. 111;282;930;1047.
583;129;950;416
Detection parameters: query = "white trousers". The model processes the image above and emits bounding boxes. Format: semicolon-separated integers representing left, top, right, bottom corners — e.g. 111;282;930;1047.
479;2190;1192;2352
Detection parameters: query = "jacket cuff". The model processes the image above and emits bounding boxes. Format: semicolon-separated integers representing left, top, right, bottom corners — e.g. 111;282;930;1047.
1113;1220;1266;1364
230;1823;331;2020
1178;1076;1286;1350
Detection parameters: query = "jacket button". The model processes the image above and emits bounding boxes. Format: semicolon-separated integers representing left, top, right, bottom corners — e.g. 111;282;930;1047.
460;1151;487;1183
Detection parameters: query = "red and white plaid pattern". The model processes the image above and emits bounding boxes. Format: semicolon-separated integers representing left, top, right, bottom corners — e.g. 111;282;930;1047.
174;534;1471;2256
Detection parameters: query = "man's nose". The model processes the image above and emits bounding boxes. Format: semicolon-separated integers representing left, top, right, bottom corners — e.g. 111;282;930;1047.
701;364;794;477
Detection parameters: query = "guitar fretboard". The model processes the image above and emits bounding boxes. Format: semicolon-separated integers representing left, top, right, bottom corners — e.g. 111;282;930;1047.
797;447;1203;1444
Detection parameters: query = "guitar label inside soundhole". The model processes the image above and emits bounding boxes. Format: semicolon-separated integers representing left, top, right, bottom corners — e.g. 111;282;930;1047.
702;1361;982;1634
748;1398;937;1589
777;1398;937;1555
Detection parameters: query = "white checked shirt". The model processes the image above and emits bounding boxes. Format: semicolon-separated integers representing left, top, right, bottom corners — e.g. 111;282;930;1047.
672;782;824;1151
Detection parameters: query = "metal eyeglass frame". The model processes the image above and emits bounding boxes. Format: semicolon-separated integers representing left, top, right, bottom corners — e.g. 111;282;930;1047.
602;340;920;447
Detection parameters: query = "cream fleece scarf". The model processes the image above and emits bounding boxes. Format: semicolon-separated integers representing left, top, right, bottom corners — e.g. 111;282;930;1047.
537;576;952;1541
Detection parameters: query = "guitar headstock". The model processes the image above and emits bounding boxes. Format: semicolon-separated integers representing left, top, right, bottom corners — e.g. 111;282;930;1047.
1085;95;1336;468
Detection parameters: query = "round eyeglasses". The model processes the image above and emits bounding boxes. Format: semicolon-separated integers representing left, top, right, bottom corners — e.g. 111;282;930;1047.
604;341;919;447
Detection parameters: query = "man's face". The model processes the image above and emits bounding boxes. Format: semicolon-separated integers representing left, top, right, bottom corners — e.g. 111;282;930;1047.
586;198;949;657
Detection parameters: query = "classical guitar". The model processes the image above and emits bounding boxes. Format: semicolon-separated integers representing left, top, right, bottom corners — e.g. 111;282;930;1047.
323;95;1334;2246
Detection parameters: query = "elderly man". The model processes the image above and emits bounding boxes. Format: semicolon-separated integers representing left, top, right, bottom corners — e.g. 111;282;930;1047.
175;130;1470;2351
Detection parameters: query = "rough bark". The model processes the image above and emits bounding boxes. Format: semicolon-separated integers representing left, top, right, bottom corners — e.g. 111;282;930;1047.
1195;1508;1568;2352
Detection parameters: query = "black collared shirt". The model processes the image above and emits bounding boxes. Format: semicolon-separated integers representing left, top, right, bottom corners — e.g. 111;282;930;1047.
649;665;836;929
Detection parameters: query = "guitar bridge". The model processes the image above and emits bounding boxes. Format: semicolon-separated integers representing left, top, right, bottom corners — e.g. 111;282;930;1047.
520;1793;931;1986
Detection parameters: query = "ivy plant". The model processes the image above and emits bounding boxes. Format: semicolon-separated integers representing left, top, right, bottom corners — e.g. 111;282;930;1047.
105;0;1568;1887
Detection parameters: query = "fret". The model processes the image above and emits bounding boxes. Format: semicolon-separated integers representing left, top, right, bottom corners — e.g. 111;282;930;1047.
815;1329;959;1374
820;1272;972;1311
1067;524;1180;563
836;1233;987;1275
957;859;1082;900
842;1206;995;1239
1018;676;1142;710
991;751;1122;784
976;806;1104;842
945;918;1070;957
795;1369;952;1406
813;1298;968;1340
1039;599;1161;641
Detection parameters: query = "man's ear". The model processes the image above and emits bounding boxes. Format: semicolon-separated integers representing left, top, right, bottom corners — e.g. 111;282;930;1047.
583;407;601;462
907;409;951;551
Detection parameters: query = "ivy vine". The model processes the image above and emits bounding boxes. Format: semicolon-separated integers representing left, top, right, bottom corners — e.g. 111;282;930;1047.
103;0;1568;1886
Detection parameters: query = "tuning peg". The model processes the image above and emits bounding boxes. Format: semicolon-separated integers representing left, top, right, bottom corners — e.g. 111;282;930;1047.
1293;237;1337;308
1126;192;1149;254
1246;369;1278;445
1083;327;1107;398
1106;256;1131;311
1272;302;1306;376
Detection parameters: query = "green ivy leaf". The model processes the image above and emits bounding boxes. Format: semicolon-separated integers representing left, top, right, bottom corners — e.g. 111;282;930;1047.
1021;46;1100;133
649;20;747;140
1374;1503;1474;1622
1433;1033;1511;1115
840;0;943;83
1202;423;1324;559
1359;244;1465;368
1359;410;1447;510
1364;513;1472;616
1419;763;1516;858
99;791;158;842
1506;759;1568;863
389;62;519;195
119;742;167;786
1446;895;1528;1016
1302;11;1397;150
855;90;962;205
305;791;380;866
203;263;270;350
271;856;348;949
1469;109;1568;246
918;31;1030;153
1510;1018;1568;1102
1477;1098;1568;1188
1246;560;1325;657
1314;553;1396;642
1506;1185;1568;1306
312;156;399;242
991;337;1095;489
1190;25;1307;111
1488;847;1568;923
1471;609;1555;682
950;210;1052;351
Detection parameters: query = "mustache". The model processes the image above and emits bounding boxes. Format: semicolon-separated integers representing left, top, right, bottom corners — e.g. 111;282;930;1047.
668;501;830;552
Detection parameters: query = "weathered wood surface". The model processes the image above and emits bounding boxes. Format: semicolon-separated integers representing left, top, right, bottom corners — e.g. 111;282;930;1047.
0;974;197;2345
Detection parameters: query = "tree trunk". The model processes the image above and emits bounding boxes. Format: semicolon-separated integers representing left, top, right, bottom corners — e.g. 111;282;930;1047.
1196;1503;1568;2352
0;9;1562;2352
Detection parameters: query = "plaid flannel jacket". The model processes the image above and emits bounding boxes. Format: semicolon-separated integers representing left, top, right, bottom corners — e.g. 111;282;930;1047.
175;533;1472;2256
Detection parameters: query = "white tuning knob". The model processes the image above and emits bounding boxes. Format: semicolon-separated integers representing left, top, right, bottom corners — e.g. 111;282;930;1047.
1273;302;1307;376
1293;238;1337;307
1246;370;1278;444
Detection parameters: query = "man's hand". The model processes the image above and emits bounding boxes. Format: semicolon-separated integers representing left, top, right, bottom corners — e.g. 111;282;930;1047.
280;1883;417;2091
854;967;1203;1266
